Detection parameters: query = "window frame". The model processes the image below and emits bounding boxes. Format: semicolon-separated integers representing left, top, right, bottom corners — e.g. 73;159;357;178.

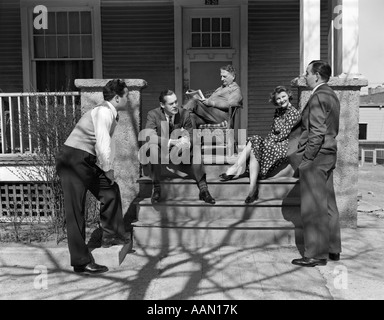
20;0;102;92
359;123;368;141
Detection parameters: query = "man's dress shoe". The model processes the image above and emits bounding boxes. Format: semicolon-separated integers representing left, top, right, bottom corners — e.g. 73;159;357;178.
291;257;327;267
151;189;161;203
329;253;340;261
219;173;235;181
199;190;216;204
74;262;108;274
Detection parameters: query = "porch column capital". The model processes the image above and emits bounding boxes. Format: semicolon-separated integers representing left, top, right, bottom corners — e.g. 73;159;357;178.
332;0;361;77
300;0;321;75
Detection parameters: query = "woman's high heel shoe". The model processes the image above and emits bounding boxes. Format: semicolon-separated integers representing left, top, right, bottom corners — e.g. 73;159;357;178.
244;189;259;204
219;173;235;181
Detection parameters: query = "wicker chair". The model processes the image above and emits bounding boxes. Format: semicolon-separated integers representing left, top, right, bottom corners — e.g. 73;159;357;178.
196;90;242;156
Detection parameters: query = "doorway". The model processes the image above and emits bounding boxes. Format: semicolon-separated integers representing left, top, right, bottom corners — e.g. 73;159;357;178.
181;7;241;102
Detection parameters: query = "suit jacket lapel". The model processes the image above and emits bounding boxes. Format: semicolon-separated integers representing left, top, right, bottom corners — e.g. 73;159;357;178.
174;111;181;128
157;108;167;137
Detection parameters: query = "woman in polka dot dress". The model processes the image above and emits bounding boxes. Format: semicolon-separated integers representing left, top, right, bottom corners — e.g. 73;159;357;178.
219;86;301;203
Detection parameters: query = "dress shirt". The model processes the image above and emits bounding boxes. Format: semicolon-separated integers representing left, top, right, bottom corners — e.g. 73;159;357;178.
206;82;243;110
311;82;326;95
92;101;118;172
165;114;174;148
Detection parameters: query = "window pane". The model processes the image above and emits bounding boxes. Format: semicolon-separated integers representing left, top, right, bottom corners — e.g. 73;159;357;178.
222;18;230;32
192;18;200;32
359;124;367;140
222;33;230;47
36;60;93;92
46;12;56;35
69;35;81;58
81;35;92;58
212;18;220;32
57;35;69;58
81;11;92;34
45;36;57;58
202;18;210;32
57;12;68;34
192;34;200;47
212;33;220;47
34;36;45;58
68;12;80;34
202;33;210;47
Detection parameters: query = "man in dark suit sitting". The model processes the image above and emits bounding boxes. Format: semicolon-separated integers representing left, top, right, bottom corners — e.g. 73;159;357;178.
141;89;215;204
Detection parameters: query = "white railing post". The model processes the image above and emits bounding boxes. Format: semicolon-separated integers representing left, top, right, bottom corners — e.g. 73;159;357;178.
27;96;33;153
36;97;40;152
45;95;49;154
17;96;24;153
8;97;15;153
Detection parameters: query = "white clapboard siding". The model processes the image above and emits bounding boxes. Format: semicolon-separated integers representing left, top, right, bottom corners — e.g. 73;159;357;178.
360;107;384;141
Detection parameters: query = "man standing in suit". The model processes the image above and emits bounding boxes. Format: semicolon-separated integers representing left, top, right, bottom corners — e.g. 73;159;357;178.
184;64;243;127
56;79;131;275
142;89;215;204
290;60;342;267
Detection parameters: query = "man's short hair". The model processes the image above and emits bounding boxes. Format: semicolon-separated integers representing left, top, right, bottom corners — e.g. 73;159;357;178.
159;89;175;104
309;60;332;82
220;64;236;78
103;79;128;101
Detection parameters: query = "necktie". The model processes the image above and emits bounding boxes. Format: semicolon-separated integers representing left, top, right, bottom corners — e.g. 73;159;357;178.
168;115;174;133
115;113;119;122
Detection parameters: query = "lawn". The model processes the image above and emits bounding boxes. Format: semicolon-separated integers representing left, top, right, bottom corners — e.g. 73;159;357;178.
358;163;384;210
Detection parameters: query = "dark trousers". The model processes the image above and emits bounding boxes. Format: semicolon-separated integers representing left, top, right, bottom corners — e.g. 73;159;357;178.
299;153;342;259
56;145;126;266
147;144;206;185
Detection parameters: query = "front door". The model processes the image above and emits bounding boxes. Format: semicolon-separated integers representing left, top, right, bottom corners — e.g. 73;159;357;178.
182;7;240;102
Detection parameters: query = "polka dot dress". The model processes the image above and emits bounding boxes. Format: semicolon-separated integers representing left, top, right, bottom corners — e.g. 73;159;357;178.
247;105;301;179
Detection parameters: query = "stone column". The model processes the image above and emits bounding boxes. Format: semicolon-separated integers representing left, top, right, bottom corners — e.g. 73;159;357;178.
292;76;368;228
75;79;147;218
300;0;321;74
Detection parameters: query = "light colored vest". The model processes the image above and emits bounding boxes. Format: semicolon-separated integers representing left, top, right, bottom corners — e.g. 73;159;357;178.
64;103;117;156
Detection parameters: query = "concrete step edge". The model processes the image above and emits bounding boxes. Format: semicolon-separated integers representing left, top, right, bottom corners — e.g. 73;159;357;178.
132;218;297;229
134;198;301;207
137;177;299;185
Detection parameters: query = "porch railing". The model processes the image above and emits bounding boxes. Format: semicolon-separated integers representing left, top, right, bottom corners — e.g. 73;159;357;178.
0;92;80;155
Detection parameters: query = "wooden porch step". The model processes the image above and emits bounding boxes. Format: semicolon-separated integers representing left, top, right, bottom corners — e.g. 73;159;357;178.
132;197;301;222
132;218;302;249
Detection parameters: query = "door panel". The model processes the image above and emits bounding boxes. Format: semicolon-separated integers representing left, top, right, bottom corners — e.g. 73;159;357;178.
190;61;229;94
182;7;240;102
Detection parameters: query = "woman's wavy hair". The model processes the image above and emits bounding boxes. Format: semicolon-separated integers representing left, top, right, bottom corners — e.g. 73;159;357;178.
269;86;293;107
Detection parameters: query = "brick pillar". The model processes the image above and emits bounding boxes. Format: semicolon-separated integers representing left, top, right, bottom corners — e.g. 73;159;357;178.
74;79;147;217
291;76;368;228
